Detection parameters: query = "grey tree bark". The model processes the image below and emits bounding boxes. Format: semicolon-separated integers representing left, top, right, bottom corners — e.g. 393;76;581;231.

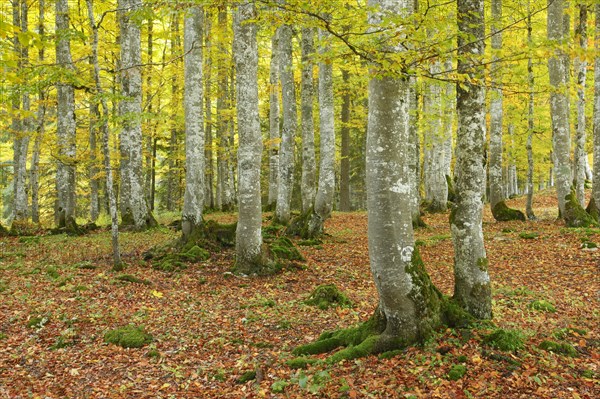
144;18;154;209
313;26;335;227
56;0;77;230
593;3;600;216
489;0;504;211
182;6;205;241
204;10;214;209
268;28;281;209
300;28;316;214
408;76;422;225
118;0;153;229
525;0;536;220
166;14;182;212
548;0;572;216
574;3;587;207
451;0;492;319
339;69;351;212
12;0;30;224
233;2;264;274
87;0;122;268
31;0;45;224
275;21;297;224
89;102;100;222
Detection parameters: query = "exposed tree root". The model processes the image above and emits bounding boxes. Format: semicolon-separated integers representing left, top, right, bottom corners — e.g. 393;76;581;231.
492;201;526;222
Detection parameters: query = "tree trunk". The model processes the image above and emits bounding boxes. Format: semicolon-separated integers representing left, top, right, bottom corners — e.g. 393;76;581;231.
312;26;335;229
56;0;78;231
339;69;351;212
275;20;297;224
233;2;265;274
86;0;122;268
489;0;504;210
166;14;181;212
144;18;154;210
216;7;229;211
574;3;587;207
12;0;30;225
408;76;422;225
89;102;100;222
593;3;600;216
268;27;281;209
31;0;45;224
204;10;214;210
118;0;153;229
548;0;571;216
526;1;536;220
300;28;316;214
182;6;205;242
452;0;492;319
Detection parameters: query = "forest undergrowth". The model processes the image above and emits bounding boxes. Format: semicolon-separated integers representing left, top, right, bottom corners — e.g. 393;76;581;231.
0;189;598;398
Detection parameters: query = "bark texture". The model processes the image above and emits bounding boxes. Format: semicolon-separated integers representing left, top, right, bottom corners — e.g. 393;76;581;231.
489;0;504;211
548;0;571;216
56;0;77;230
268;28;280;209
452;0;492;319
233;2;264;274
275;21;297;224
339;69;351;212
182;6;205;241
593;3;600;214
300;28;316;214
574;4;587;207
526;2;536;220
119;0;153;229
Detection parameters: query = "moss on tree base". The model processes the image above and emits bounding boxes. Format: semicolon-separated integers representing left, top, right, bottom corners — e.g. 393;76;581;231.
564;189;598;228
585;197;599;222
304;284;352;310
285;208;324;239
492;201;526;222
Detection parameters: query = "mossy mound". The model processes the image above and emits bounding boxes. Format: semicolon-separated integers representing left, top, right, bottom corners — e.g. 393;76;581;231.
585;197;599;222
519;232;539;239
236;370;257;384
269;237;304;262
447;364;467;381
285;208;324;239
262;224;285;240
104;325;152;348
116;274;152;286
483;329;525;352
178;245;210;262
564;189;598;228
305;284;352;310
492;201;526;222
528;299;556;313
120;209;158;231
539;340;578;357
152;255;188;272
9;220;40;236
285;357;319;369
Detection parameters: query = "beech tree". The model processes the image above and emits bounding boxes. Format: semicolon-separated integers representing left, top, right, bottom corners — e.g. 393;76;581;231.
118;0;155;229
300;28;316;214
268;27;281;209
55;0;78;231
592;3;600;219
233;1;265;274
451;0;492;319
182;6;205;242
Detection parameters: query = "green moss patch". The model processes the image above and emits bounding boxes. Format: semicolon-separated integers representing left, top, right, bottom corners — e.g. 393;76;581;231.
519;232;539;239
116;274;152;286
552;327;587;340
564;189;598;228
286;357;319;369
269;237;304;262
236;370;256;383
528;299;556;313
447;364;467;381
179;245;210;262
492;201;526;222
483;329;525;352
304;284;352;310
539;340;578;357
27;315;50;329
104;325;153;348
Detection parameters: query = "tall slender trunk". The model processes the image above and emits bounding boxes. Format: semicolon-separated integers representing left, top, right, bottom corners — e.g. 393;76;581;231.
313;25;335;225
268;28;281;208
574;3;587;206
216;7;229;211
144;19;154;210
525;0;536;220
339;69;351;212
31;0;45;224
275;20;297;224
234;2;264;273
118;0;152;228
452;0;492;319
548;0;571;216
12;0;30;224
300;28;316;213
182;6;204;241
489;0;504;210
166;14;181;212
408;76;421;224
86;0;122;267
204;10;214;209
593;3;600;212
56;0;78;230
89;102;100;222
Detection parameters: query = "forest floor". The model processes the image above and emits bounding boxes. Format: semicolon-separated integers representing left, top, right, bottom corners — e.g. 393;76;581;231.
0;189;598;398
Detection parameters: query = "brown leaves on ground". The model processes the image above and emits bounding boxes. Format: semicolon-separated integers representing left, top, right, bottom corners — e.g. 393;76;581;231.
0;190;598;398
